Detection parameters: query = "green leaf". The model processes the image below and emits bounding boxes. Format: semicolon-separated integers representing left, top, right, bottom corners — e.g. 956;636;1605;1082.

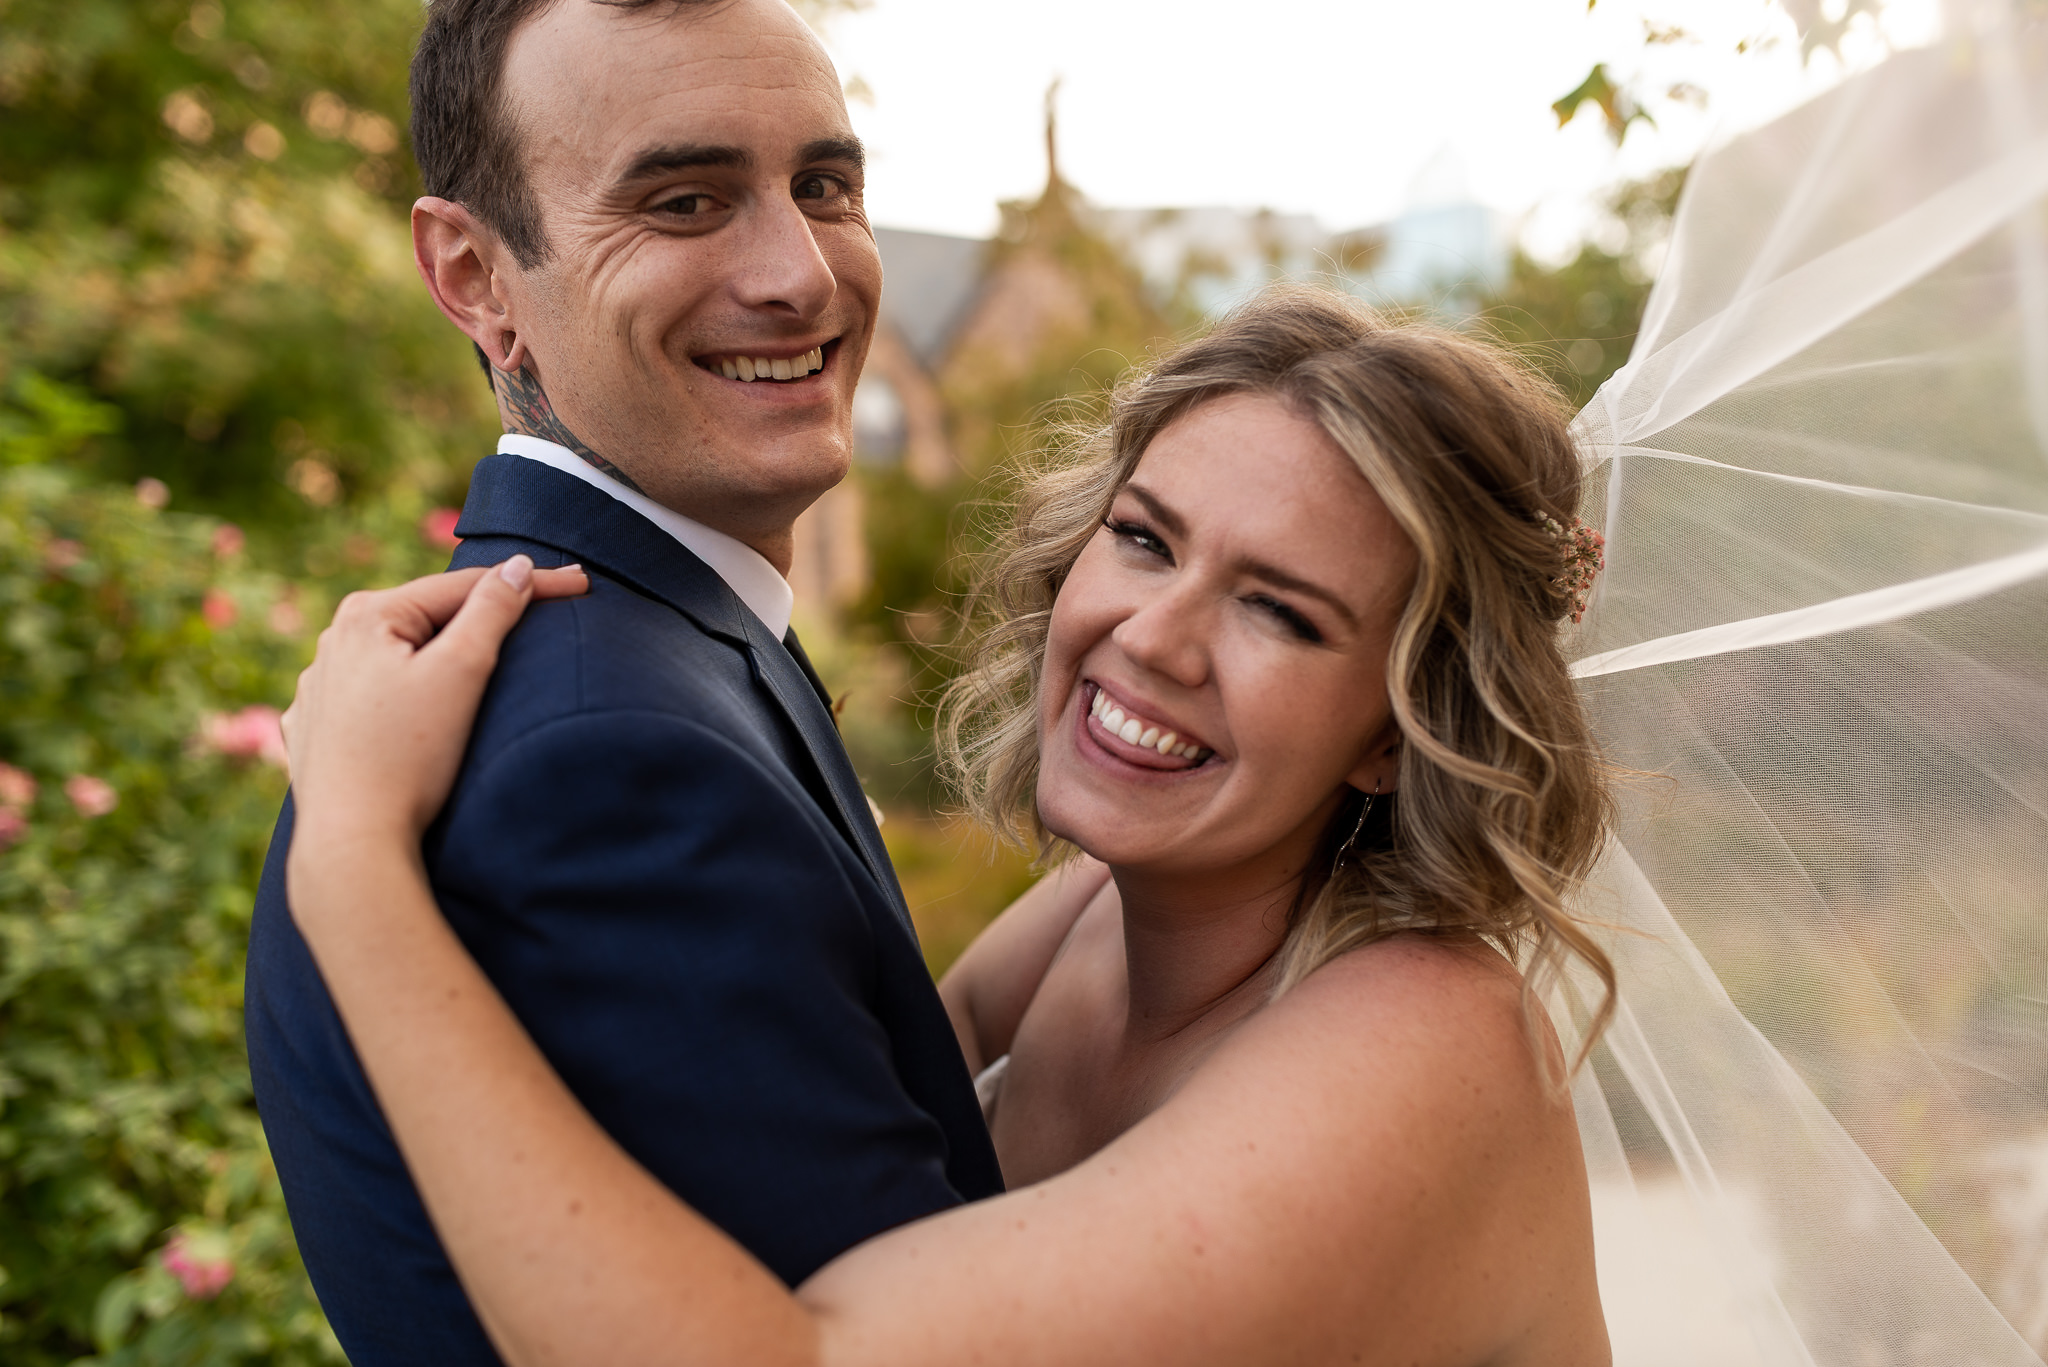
1551;62;1656;146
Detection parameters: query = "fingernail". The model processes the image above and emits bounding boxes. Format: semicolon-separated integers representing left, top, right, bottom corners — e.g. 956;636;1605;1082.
498;554;533;590
560;563;583;575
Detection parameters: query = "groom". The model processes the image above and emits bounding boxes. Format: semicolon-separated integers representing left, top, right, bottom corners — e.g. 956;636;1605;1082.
244;0;1002;1361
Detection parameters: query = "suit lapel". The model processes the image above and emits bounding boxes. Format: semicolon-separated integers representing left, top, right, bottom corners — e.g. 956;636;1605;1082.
455;455;916;939
781;627;836;715
744;615;916;938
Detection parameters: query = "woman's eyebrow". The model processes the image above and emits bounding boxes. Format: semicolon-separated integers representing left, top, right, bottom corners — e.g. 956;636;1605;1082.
1120;483;1186;538
1240;558;1359;626
1120;482;1358;626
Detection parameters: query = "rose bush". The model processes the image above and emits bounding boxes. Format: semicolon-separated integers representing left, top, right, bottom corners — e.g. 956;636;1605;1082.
0;380;342;1364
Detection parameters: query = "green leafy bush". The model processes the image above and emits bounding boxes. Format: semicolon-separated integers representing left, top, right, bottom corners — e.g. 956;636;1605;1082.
0;377;340;1364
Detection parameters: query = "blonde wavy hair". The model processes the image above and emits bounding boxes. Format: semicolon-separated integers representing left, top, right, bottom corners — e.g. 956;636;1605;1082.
937;285;1615;1056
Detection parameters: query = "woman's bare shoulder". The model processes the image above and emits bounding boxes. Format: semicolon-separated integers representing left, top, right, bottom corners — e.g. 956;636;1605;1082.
1138;933;1599;1359
817;931;1605;1367
937;856;1116;1072
1252;933;1543;1086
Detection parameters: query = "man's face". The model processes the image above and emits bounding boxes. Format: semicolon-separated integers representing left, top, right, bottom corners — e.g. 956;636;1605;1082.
497;0;877;548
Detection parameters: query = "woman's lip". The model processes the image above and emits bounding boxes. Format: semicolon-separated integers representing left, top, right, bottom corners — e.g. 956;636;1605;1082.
1079;682;1213;773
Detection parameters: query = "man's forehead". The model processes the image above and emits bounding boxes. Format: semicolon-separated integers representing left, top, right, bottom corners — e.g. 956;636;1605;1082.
504;0;849;171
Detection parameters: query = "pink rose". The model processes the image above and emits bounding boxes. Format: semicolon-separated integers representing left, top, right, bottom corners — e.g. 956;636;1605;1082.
0;809;25;852
64;774;118;818
202;590;238;629
211;523;246;557
0;762;35;812
160;1231;234;1300
198;706;288;769
420;507;462;550
134;477;170;509
268;597;306;636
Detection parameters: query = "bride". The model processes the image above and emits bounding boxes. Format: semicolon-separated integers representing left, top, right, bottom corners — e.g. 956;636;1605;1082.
281;287;1618;1366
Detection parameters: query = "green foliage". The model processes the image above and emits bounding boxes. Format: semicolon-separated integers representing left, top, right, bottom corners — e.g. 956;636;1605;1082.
0;376;382;1364
1551;62;1654;145
0;0;497;533
1482;169;1684;411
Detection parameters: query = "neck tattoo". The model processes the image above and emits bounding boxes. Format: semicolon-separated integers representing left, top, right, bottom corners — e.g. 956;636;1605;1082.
496;363;648;496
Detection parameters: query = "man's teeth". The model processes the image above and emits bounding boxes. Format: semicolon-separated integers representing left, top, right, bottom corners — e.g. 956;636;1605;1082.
718;347;825;382
1089;688;1208;760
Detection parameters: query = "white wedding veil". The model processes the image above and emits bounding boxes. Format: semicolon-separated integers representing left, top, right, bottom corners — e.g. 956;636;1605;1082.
1555;1;2048;1361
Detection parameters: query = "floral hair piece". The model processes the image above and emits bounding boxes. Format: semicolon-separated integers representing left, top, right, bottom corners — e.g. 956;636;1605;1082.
1536;512;1605;624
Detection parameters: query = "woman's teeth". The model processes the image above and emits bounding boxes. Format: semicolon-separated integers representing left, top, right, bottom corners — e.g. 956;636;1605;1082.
717;347;825;382
1089;688;1209;761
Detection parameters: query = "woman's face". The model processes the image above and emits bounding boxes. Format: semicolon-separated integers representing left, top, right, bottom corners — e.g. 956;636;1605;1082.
1036;392;1418;885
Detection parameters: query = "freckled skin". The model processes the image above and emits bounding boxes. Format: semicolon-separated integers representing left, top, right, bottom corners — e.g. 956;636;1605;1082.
1037;392;1413;914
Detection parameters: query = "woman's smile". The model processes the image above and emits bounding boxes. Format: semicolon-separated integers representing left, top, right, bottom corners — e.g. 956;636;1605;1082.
1078;680;1215;772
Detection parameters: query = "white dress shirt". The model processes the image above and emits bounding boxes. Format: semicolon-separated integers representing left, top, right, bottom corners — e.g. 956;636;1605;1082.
496;433;794;640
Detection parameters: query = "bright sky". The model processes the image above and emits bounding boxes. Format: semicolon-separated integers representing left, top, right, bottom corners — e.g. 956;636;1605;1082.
820;0;1939;259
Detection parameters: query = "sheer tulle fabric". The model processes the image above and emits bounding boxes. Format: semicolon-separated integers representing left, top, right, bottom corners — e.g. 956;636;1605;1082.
1557;5;2048;1361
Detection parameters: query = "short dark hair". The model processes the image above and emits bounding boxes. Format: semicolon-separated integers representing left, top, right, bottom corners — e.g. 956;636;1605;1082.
409;0;725;269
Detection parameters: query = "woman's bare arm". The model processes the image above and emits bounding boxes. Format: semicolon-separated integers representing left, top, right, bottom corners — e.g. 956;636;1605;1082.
293;831;1593;1367
936;856;1113;1073
285;566;1605;1367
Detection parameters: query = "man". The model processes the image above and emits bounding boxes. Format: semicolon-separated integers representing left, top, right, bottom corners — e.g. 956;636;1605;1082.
244;1;1002;1360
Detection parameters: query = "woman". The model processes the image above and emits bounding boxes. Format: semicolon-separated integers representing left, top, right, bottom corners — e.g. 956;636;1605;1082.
283;287;1617;1365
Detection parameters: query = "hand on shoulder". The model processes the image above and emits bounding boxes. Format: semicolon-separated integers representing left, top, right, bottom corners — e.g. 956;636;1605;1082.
284;558;588;916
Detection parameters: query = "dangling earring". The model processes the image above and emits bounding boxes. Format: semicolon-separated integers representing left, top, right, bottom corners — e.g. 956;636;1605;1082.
1330;778;1382;879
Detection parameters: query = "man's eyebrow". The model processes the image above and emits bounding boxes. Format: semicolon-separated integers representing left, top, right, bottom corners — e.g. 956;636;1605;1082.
612;137;864;192
798;136;866;169
1119;482;1359;626
614;143;751;189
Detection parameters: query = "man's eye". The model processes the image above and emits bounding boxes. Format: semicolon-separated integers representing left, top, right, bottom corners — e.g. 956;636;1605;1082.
794;174;844;201
658;194;715;216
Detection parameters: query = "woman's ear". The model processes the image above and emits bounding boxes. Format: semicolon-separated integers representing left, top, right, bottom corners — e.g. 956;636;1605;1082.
1344;722;1402;796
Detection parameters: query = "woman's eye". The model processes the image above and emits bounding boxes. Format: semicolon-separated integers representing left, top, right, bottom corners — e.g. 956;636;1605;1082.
1104;518;1170;560
1251;594;1323;643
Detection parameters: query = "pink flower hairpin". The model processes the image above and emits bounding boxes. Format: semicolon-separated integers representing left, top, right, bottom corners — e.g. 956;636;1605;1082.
1537;512;1605;624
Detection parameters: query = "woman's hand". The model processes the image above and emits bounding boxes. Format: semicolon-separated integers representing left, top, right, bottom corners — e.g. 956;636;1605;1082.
282;556;588;862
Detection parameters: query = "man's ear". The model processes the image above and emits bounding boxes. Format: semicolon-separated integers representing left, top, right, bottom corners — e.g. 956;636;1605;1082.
1344;722;1402;797
412;197;528;375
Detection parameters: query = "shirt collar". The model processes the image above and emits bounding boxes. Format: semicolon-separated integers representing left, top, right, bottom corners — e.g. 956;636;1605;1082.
496;433;794;640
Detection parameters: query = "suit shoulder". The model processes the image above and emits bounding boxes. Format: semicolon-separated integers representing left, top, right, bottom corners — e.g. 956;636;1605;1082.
477;575;757;737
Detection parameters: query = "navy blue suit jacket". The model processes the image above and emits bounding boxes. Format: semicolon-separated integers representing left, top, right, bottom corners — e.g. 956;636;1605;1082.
246;455;1003;1365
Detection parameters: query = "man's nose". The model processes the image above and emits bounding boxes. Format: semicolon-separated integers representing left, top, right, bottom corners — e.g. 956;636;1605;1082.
729;191;837;320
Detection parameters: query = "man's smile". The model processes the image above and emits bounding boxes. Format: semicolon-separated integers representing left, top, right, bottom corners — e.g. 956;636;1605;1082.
695;338;840;383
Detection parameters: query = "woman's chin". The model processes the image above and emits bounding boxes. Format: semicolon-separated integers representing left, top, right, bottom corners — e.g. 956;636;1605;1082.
1036;782;1197;873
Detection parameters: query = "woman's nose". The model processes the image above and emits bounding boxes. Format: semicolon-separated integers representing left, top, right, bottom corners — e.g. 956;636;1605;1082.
1111;588;1210;688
